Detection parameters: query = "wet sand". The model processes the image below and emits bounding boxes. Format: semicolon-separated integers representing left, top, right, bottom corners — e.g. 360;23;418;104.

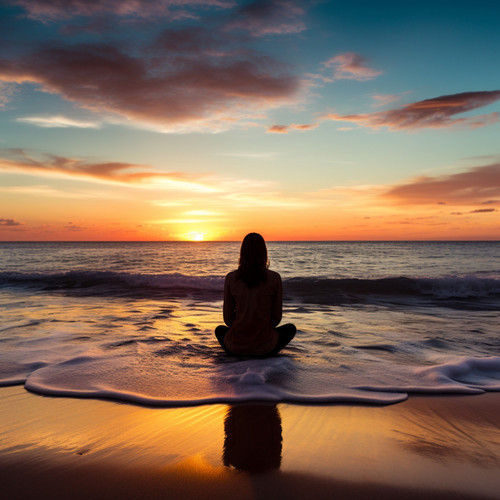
1;386;500;499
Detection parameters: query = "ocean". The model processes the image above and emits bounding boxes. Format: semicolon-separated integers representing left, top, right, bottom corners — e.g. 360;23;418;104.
1;241;499;406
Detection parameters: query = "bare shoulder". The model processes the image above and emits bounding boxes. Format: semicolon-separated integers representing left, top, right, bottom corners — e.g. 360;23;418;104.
225;270;238;282
266;269;282;282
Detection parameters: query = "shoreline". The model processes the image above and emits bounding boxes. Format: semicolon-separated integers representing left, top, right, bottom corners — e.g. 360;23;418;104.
1;386;500;499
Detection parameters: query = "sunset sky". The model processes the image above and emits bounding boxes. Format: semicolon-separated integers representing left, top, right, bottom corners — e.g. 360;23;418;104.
0;0;499;241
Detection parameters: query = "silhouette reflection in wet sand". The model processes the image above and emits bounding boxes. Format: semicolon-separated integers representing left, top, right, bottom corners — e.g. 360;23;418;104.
223;404;282;473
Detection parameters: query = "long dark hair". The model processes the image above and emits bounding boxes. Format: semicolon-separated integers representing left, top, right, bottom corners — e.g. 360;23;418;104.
237;233;269;287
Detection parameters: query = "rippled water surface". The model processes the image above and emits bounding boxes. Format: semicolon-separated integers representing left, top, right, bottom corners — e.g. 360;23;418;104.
1;241;499;406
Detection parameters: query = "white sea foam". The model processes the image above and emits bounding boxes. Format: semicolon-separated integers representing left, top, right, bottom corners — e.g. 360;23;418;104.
23;352;411;406
12;342;500;406
416;356;500;390
357;357;500;395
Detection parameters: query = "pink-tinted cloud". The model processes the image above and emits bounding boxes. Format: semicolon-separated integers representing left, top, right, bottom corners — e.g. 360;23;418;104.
0;38;299;131
370;93;409;108
323;91;500;131
267;123;318;133
382;163;500;205
267;125;288;133
0;217;22;226
0;149;216;191
321;53;382;81
10;0;234;21
291;123;317;131
226;0;305;36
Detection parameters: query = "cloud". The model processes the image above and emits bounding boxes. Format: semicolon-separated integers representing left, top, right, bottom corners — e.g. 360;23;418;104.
9;0;234;21
470;208;497;213
452;207;498;216
0;184;105;199
321;53;382;82
370;92;411;108
64;222;86;231
223;192;312;208
0;217;22;226
1;149;300;208
0;82;16;108
382;163;500;206
152;25;228;56
0;33;300;132
9;0;307;38
322;90;500;131
291;123;317;131
0;149;217;192
267;125;288;133
226;0;306;36
17;115;101;128
267;123;318;133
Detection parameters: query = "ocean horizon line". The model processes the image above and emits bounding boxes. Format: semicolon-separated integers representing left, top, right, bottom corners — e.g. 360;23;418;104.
1;239;499;244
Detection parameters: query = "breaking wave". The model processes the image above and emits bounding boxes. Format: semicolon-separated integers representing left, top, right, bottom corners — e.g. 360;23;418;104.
1;271;500;307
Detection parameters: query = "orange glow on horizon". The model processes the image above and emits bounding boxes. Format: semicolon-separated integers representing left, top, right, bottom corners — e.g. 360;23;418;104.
1;175;499;242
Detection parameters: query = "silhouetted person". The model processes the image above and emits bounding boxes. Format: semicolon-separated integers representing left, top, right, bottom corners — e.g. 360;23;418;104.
223;404;282;472
215;233;296;356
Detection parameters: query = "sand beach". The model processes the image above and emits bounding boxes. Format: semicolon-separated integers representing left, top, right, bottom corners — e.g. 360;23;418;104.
2;386;500;500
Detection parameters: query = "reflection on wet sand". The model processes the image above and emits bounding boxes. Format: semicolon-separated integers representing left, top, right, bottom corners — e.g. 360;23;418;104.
223;404;282;473
2;387;500;499
391;396;500;468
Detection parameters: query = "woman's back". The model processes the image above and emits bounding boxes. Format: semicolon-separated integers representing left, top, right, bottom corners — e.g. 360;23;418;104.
223;269;282;355
215;232;296;356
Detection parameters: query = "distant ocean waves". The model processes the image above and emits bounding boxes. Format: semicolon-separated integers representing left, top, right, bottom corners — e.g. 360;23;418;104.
0;270;223;299
2;271;499;308
285;276;500;308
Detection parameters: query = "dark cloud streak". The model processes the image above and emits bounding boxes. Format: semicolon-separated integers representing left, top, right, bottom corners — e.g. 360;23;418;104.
226;0;305;36
323;91;500;131
470;208;497;213
9;0;234;21
0;217;22;226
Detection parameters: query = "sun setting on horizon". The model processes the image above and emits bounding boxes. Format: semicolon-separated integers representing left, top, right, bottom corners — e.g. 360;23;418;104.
185;232;206;242
0;1;498;241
